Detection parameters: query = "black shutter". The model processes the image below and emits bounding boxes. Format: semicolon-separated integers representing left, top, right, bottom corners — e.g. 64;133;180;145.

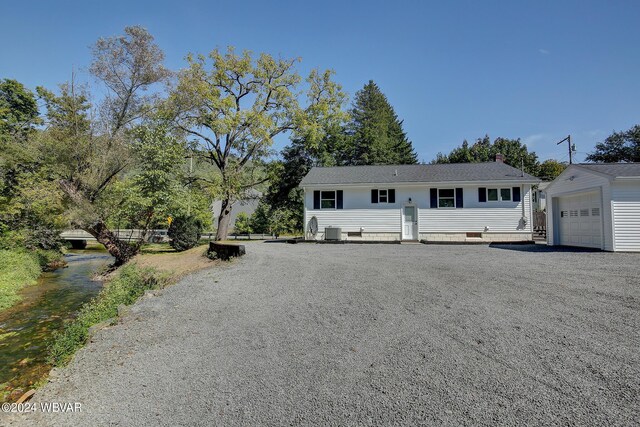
512;187;521;202
430;188;438;208
337;190;343;209
455;188;463;208
478;187;486;203
371;189;378;204
313;190;320;209
388;189;395;203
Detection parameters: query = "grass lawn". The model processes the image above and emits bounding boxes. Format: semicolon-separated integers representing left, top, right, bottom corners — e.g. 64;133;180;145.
134;244;217;280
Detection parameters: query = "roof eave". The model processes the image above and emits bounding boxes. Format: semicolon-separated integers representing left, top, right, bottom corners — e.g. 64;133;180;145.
300;179;540;188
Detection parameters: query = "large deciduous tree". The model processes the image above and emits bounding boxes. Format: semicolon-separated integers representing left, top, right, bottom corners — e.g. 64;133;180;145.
348;80;417;165
43;26;170;265
0;79;41;141
166;47;346;240
586;125;640;163
90;26;171;135
0;80;66;249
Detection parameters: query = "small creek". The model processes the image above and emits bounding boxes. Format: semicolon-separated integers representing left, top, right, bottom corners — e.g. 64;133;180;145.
0;247;112;400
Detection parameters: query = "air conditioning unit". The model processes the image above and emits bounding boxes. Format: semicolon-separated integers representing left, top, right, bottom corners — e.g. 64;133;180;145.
324;227;342;241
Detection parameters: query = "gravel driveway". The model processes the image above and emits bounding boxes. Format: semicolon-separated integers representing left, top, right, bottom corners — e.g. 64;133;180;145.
6;243;640;426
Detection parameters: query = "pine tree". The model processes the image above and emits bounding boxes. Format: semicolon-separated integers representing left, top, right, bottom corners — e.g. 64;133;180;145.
348;80;417;165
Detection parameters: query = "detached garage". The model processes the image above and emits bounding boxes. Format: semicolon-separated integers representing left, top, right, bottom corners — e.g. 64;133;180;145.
545;163;640;252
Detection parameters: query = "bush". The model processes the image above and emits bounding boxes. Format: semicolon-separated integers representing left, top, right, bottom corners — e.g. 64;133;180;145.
48;264;168;366
234;212;252;234
24;226;65;251
167;215;202;251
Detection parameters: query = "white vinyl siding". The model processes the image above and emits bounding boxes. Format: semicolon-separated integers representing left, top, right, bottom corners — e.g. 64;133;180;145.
611;182;640;252
545;167;613;251
420;186;531;233
305;184;533;236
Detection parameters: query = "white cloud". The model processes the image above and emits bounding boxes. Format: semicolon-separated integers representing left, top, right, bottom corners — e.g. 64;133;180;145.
523;133;547;148
538;48;550;55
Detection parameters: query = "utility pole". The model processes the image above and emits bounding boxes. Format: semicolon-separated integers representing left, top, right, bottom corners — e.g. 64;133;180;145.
556;135;575;164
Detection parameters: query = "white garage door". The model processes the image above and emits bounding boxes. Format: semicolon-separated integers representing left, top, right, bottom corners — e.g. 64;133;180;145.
558;191;603;249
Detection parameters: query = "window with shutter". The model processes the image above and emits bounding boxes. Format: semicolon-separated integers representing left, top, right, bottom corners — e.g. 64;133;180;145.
438;189;455;208
313;191;320;209
371;189;395;204
430;188;438;208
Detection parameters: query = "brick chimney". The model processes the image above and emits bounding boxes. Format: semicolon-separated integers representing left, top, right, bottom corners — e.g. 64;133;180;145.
495;153;504;163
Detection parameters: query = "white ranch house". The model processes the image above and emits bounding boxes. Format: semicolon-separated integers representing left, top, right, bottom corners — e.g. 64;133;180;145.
544;163;640;252
300;159;540;242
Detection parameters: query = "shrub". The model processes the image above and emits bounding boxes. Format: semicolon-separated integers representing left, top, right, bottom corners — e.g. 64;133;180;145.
167;215;202;251
48;264;168;366
24;226;65;251
234;212;252;234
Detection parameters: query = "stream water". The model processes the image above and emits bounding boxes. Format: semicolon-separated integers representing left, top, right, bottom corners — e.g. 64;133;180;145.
0;247;112;401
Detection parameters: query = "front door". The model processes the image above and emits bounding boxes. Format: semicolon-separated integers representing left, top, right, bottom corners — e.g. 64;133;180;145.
402;205;418;240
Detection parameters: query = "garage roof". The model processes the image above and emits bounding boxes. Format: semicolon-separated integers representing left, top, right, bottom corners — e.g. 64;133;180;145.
576;163;640;178
300;162;540;186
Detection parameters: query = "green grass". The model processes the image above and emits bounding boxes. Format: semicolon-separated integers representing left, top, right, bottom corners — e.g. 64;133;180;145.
48;264;170;366
0;250;43;311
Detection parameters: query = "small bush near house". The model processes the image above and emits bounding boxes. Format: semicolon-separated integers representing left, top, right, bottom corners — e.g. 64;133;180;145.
48;264;169;366
167;215;202;251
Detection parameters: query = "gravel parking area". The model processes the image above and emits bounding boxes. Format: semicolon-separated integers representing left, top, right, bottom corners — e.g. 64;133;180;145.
7;243;639;426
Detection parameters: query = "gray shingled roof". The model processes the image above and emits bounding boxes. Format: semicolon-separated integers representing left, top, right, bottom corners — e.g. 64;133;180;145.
300;162;539;186
576;163;640;178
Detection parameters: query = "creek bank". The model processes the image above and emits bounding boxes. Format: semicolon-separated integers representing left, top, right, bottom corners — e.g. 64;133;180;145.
0;248;111;402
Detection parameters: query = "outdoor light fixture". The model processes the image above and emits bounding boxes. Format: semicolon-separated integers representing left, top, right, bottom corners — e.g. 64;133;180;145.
409;197;412;202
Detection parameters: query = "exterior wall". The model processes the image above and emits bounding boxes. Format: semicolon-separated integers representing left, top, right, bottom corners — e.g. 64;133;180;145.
304;184;533;241
419;185;532;234
545;168;613;251
611;181;640;252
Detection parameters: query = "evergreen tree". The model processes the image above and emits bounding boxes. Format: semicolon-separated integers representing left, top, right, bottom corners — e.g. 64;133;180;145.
348;80;417;165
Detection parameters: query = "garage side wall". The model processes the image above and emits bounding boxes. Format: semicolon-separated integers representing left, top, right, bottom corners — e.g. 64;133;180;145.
611;181;640;252
546;170;613;251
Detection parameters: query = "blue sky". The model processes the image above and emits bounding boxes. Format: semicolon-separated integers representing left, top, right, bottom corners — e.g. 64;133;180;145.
1;0;638;163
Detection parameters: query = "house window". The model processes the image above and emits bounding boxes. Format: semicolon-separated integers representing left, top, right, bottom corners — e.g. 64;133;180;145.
321;191;336;209
371;189;395;204
438;189;455;208
486;188;511;202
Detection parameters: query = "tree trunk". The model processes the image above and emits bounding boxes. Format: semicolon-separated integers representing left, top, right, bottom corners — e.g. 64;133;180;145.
84;220;138;266
215;199;233;241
